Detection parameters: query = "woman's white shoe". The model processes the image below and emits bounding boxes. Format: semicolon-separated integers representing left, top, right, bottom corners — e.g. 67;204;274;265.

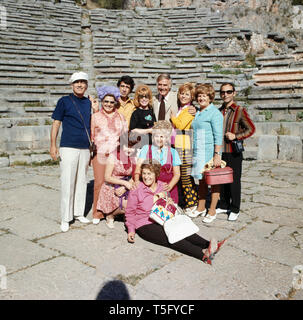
106;218;115;229
93;218;100;225
187;208;206;218
203;213;217;223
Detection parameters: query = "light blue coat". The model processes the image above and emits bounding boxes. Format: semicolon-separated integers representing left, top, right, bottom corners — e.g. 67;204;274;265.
191;103;223;179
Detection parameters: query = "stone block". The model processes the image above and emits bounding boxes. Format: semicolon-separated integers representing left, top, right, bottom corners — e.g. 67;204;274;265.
0;233;59;274
0;157;9;167
30;154;52;163
278;135;303;162
9;155;31;165
257;135;278;160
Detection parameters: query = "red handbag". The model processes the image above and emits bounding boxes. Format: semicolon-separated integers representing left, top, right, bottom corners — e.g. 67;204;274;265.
204;166;233;185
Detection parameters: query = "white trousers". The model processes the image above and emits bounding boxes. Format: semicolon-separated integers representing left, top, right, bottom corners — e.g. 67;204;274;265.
59;147;90;222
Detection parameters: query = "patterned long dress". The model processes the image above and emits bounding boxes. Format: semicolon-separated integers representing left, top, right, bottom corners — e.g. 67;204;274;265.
97;156;133;214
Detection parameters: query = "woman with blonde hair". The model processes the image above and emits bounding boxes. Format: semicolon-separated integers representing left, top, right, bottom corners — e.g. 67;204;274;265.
191;83;223;224
170;82;198;216
134;120;181;203
129;84;156;147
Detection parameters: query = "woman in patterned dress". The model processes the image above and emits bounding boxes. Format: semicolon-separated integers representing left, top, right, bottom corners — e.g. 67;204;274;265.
91;86;128;225
97;132;139;229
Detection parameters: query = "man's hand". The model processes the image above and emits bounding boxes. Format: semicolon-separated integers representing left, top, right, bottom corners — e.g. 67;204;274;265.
188;105;197;116
50;145;59;161
225;132;236;141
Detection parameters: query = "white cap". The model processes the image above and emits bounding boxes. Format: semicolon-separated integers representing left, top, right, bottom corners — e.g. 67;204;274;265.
69;71;88;84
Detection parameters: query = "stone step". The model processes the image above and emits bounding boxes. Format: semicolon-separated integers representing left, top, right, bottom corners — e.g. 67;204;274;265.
243;146;258;160
248;93;303;103
250;84;303;94
0;117;52;128
253;68;303;86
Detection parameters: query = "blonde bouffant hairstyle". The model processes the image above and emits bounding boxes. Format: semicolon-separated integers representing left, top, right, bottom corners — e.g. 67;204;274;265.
133;84;153;109
195;83;216;102
178;82;195;102
152;120;172;133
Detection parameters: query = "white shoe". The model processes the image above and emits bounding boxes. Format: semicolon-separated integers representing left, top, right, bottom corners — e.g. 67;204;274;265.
106;218;115;229
93;218;100;225
75;216;90;223
188;208;207;218
216;208;229;214
60;221;69;232
228;212;239;221
184;206;197;216
203;213;217;223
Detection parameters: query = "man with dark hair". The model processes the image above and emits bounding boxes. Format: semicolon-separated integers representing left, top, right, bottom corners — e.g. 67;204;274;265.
117;75;135;127
217;82;255;221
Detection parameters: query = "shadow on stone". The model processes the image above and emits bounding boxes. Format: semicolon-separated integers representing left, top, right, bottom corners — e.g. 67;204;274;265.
84;179;94;217
96;280;131;300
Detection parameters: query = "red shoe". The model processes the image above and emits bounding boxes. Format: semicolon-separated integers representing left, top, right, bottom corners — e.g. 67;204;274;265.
215;239;226;255
202;238;218;265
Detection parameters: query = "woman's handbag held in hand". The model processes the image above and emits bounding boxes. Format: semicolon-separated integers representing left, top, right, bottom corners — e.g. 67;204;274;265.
150;193;182;226
202;159;233;185
204;167;233;185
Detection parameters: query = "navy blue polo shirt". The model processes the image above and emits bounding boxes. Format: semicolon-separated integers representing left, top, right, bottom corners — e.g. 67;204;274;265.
52;94;91;149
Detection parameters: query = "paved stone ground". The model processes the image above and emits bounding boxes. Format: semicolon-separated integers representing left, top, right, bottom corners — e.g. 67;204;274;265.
0;160;303;301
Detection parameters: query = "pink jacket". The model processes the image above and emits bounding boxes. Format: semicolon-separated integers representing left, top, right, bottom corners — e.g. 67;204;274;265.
125;181;165;234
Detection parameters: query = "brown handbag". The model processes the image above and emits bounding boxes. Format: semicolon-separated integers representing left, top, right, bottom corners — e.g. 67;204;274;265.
204;166;234;185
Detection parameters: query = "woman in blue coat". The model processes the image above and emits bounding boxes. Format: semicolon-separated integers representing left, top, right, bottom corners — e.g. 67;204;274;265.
191;83;223;224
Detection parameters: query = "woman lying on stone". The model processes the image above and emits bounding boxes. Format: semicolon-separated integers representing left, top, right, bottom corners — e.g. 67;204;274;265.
125;159;226;265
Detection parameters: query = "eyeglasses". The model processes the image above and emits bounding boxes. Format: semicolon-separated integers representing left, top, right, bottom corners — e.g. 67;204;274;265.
103;100;115;105
139;95;149;99
120;84;131;89
220;90;234;95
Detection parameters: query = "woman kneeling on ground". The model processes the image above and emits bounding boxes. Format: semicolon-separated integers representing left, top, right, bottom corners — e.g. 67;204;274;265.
125;160;226;265
95;132;138;229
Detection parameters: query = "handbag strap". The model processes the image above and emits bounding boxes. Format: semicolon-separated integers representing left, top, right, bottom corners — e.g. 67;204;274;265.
69;94;92;146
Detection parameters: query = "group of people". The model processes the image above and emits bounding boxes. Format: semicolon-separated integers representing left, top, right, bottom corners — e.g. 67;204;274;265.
50;71;255;265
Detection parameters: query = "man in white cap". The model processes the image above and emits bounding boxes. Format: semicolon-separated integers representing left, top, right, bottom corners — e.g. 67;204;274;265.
50;72;99;232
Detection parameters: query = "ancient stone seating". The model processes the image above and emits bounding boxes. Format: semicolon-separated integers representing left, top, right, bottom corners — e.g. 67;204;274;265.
0;0;81;118
0;1;303;163
90;6;255;95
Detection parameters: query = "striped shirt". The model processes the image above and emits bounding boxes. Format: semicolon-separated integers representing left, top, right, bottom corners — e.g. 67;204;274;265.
219;103;255;153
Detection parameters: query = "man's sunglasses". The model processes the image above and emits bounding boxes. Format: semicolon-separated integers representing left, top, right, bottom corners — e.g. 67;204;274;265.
220;90;234;95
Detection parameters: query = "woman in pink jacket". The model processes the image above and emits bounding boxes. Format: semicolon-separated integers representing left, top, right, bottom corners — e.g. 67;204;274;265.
125;160;225;265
